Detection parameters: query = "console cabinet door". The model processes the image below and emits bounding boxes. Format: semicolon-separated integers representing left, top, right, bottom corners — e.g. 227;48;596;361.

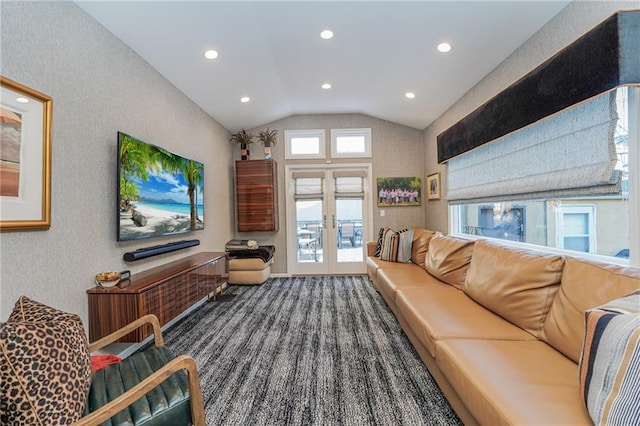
235;160;279;232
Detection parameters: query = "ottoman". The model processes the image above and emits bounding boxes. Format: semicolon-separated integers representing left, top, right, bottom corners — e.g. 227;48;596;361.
228;257;273;285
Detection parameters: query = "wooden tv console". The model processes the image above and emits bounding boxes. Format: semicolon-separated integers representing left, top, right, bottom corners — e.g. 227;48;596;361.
87;252;228;343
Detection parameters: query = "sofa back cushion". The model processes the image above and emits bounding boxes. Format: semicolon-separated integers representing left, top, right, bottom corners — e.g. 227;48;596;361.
425;235;475;289
410;227;436;267
541;258;640;362
463;240;564;337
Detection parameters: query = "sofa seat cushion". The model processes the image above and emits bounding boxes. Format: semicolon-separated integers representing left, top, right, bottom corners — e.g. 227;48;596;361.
365;254;387;278
436;339;592;426
86;346;192;426
395;286;534;358
376;263;431;304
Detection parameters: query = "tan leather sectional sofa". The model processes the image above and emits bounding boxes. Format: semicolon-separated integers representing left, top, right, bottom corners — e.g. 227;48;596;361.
366;228;640;426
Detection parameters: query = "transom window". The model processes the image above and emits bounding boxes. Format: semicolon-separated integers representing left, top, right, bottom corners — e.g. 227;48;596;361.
285;129;326;159
331;128;372;158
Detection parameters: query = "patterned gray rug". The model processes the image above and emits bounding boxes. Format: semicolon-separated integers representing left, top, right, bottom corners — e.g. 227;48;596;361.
163;275;462;426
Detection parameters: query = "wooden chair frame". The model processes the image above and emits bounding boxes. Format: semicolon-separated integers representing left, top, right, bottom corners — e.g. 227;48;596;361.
73;314;205;426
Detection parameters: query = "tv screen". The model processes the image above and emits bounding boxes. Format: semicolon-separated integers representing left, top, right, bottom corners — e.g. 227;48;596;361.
117;132;204;241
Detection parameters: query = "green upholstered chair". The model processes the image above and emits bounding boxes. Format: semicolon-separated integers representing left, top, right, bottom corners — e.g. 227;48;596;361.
77;315;205;426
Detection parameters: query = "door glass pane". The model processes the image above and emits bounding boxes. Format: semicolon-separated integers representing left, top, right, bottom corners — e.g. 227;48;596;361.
296;199;323;263
336;198;363;262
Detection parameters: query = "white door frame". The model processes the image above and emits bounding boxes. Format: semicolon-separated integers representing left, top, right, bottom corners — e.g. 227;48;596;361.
285;163;373;275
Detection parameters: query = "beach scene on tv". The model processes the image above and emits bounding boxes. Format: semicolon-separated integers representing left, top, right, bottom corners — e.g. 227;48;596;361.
118;133;204;241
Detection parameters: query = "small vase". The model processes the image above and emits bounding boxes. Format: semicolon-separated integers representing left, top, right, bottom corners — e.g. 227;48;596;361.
240;143;250;160
263;141;272;159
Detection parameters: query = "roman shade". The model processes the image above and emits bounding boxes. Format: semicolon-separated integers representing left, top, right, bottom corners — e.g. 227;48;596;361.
292;171;324;200
437;10;639;163
446;90;621;204
333;170;366;199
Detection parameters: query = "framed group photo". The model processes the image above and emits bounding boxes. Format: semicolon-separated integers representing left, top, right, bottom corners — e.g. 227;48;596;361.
0;76;52;231
376;176;421;207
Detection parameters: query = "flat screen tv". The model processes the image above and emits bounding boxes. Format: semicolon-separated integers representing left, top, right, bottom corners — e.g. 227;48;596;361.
117;132;204;241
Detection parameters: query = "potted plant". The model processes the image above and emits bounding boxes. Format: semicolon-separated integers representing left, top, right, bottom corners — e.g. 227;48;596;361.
230;129;255;160
257;128;278;159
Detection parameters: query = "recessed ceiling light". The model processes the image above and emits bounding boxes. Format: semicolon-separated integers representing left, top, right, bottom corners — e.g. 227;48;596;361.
204;49;219;60
16;97;29;103
437;42;452;53
405;92;416;99
320;30;334;40
240;96;250;103
322;83;332;90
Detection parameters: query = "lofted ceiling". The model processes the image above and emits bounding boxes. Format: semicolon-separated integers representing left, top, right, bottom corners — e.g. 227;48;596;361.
76;1;570;133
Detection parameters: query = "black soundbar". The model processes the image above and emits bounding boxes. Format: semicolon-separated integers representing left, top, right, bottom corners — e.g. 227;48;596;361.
123;239;200;261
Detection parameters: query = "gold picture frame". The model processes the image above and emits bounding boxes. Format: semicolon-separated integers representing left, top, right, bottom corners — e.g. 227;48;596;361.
1;76;52;231
427;172;441;200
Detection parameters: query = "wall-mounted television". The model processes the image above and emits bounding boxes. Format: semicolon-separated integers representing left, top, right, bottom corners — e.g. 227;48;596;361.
117;132;204;241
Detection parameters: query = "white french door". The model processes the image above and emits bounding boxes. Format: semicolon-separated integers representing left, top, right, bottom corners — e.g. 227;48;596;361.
286;164;372;275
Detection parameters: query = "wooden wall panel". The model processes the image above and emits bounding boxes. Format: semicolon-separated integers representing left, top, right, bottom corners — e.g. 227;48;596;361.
235;160;279;232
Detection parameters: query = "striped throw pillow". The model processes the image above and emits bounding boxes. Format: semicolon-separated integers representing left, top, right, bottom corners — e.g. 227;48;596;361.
379;228;413;263
375;227;387;257
579;290;640;425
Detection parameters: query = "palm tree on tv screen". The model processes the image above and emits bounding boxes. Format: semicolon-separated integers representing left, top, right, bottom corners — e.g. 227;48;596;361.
184;160;204;230
151;148;203;231
119;135;153;211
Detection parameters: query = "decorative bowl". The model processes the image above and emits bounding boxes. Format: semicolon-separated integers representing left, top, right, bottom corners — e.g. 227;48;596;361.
95;271;121;288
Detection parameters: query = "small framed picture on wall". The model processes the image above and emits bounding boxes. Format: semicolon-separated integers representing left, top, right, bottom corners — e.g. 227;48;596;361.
427;172;441;200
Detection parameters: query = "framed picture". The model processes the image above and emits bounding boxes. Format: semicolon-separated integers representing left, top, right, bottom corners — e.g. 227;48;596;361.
427;172;441;200
1;76;52;231
376;176;421;207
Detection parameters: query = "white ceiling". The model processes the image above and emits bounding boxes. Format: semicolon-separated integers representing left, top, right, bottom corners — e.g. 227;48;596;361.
76;1;570;133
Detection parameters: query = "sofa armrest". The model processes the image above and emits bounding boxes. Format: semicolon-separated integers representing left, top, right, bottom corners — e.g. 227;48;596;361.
73;354;205;426
88;314;164;352
367;241;377;257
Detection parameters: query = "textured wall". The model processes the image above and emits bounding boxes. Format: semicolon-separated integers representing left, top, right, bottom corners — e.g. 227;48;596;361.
0;2;234;323
423;1;639;233
242;113;425;273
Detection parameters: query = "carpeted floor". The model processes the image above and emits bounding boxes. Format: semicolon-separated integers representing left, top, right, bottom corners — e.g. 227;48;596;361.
163;275;462;426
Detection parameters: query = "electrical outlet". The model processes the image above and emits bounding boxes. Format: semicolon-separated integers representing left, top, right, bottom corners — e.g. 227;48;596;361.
380;210;385;217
